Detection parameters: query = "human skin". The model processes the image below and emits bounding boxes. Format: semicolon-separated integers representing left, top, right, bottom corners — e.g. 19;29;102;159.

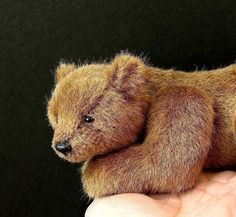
85;171;236;217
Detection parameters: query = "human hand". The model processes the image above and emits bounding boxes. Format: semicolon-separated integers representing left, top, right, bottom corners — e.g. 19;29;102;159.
85;171;236;217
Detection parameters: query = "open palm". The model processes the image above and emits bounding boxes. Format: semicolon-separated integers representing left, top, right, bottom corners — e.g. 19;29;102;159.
86;171;236;217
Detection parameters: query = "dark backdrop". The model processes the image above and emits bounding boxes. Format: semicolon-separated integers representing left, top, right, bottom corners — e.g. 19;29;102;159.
0;0;235;217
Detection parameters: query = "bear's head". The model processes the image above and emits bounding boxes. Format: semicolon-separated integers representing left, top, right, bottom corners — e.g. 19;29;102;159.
47;54;150;163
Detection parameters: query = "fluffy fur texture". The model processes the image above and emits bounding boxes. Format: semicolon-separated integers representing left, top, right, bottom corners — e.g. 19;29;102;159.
47;52;236;198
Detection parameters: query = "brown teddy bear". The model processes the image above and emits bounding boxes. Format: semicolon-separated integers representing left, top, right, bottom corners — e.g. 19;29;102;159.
47;52;236;198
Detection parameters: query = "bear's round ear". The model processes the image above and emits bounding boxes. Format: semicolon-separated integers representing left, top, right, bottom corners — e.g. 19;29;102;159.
110;53;147;100
111;53;145;74
55;62;77;83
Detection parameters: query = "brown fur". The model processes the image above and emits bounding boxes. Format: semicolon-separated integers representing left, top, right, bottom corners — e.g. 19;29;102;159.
47;52;236;198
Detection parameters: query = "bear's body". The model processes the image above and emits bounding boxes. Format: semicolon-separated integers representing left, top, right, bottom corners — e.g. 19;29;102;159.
47;53;236;198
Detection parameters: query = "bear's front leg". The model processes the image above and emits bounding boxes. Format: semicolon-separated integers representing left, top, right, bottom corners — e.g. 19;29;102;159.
82;86;215;198
143;86;215;193
81;145;152;198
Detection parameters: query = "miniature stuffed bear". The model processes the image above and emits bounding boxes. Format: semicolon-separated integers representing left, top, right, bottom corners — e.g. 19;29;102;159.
47;53;236;198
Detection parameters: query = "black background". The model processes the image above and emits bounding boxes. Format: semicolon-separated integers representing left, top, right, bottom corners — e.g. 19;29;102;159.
0;0;235;217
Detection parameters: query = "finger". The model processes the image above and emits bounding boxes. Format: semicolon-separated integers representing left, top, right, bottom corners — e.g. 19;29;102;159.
85;193;175;217
208;171;236;183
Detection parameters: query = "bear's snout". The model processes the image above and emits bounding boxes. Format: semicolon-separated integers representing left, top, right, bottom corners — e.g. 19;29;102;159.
55;141;72;155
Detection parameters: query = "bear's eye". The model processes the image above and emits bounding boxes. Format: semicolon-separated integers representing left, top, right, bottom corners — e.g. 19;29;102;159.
84;115;95;123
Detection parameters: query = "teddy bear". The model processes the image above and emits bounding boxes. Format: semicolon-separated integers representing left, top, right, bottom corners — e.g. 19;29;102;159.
47;52;236;198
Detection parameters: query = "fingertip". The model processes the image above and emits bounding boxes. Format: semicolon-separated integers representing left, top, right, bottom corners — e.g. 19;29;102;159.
85;198;105;217
85;193;160;217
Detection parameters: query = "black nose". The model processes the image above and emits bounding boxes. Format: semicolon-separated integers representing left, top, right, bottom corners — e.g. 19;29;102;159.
55;142;72;155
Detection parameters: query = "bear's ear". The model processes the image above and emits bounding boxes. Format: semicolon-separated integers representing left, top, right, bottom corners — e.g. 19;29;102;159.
111;53;146;100
55;62;77;83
